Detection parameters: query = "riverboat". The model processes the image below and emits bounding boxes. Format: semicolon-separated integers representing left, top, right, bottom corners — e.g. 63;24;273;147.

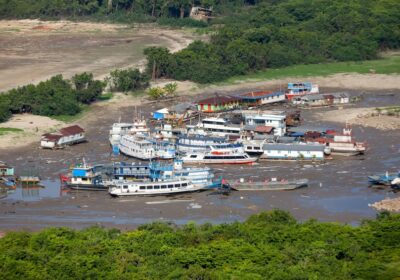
119;134;176;160
108;160;213;196
65;161;105;191
260;142;328;161
176;134;238;154
181;145;257;164
306;127;366;156
285;82;319;100
196;117;241;137
149;160;215;188
229;178;309;191
108;179;201;197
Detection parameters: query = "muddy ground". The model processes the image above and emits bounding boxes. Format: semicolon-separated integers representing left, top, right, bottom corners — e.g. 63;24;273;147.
0;89;399;231
0;20;199;92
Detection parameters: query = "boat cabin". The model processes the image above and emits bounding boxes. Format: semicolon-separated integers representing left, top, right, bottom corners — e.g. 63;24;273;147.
0;162;14;177
237;90;286;106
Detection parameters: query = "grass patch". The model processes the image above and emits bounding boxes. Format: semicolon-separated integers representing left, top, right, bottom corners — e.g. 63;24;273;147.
0;127;23;136
97;92;114;101
221;55;400;84
51;105;90;122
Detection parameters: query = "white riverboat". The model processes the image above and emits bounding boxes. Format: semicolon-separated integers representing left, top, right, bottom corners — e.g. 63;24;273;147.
176;134;237;154
119;134;176;160
108;179;201;196
150;160;215;188
181;146;257;164
109;118;149;146
195;117;241;137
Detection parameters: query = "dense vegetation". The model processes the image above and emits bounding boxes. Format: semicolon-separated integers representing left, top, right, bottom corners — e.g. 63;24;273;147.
0;0;248;23
108;68;150;93
0;73;105;122
144;0;400;83
0;210;399;279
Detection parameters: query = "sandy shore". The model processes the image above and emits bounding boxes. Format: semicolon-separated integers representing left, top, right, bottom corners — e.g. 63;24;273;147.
370;197;400;212
313;107;400;130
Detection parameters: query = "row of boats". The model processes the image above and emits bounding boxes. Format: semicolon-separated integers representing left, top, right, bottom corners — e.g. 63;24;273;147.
109;116;366;164
62;159;309;197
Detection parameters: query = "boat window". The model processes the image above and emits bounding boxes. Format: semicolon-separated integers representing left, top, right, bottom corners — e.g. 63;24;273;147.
190;155;197;158
123;185;128;189
139;186;145;190
146;186;153;190
175;184;181;188
154;185;160;189
168;184;173;188
161;185;167;189
182;183;188;187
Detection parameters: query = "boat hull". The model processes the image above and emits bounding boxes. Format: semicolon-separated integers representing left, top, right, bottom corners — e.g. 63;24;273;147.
66;183;107;191
231;179;308;191
109;187;206;197
183;158;257;164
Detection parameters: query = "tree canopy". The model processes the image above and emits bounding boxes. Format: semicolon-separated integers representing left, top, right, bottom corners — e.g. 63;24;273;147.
142;0;400;83
0;210;400;279
0;74;106;122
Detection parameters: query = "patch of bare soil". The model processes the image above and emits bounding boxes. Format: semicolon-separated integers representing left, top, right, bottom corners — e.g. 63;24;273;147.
0;114;64;149
0;20;202;92
313;107;400;130
370;197;400;212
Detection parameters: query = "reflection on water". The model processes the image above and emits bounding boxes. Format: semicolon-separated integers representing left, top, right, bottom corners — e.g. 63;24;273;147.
6;180;69;201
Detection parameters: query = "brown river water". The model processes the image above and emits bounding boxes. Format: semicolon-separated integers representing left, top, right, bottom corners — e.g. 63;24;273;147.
0;89;399;230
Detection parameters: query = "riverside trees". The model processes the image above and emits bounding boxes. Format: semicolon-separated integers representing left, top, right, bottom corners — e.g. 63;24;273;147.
0;210;399;279
0;74;105;122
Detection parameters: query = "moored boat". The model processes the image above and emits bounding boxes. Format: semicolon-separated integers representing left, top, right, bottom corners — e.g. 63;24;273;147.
181;145;257;164
65;161;105;191
285;82;319;100
176;134;233;154
368;171;400;186
230;178;309;191
119;134;176;160
108;179;201;197
260;142;328;161
195;117;241;137
305;126;366;156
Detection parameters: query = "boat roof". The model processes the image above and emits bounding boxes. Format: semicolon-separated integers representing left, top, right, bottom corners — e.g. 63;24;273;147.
238;90;285;100
263;143;326;151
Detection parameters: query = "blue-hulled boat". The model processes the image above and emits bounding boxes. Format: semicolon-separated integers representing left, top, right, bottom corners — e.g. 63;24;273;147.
368;171;400;186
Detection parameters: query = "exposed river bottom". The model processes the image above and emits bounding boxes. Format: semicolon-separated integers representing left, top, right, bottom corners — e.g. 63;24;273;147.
0;90;399;230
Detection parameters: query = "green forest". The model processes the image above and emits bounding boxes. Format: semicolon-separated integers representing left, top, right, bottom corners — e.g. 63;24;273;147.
0;73;106;122
142;0;400;83
0;69;150;123
1;1;399;83
1;210;400;279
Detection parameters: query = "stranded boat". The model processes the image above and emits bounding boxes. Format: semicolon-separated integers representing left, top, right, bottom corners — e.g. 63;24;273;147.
119;134;176;160
285;82;319;100
229;178;309;191
108;160;213;197
108;179;199;197
149;160;215;188
176;134;239;154
260;142;328;161
305;126;366;156
65;161;105;191
195;117;241;137
368;171;400;186
181;145;257;164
